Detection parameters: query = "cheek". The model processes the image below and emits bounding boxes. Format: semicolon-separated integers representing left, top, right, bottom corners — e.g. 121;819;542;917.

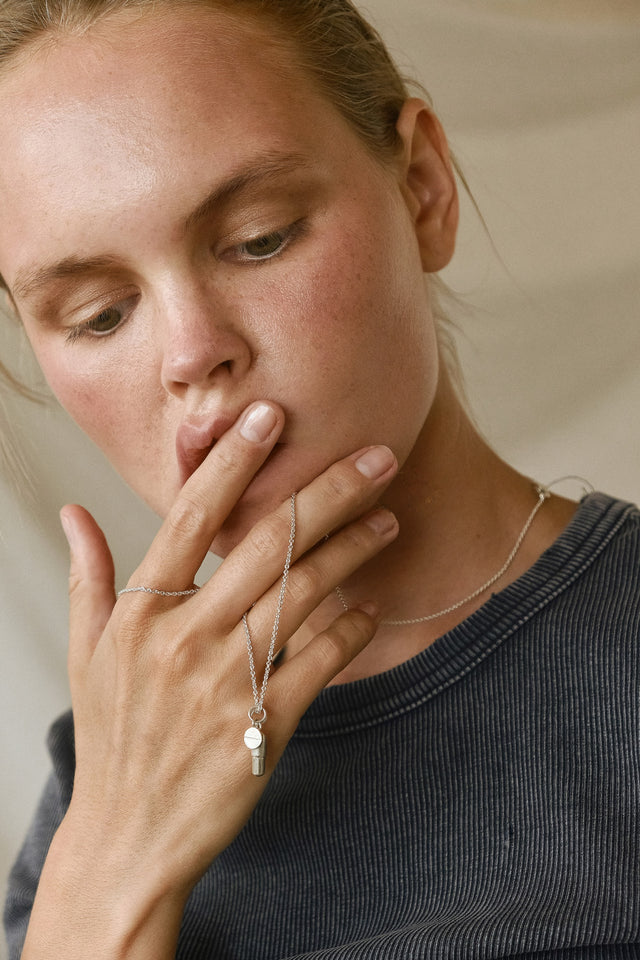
253;237;437;476
45;354;177;515
31;340;159;464
311;226;438;457
287;220;435;396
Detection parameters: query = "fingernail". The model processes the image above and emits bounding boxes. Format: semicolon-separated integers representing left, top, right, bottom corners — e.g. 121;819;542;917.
365;509;398;537
239;403;278;443
354;446;396;480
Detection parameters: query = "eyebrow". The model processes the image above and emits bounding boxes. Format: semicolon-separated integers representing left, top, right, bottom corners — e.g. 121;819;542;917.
184;152;311;230
12;152;313;303
12;254;124;303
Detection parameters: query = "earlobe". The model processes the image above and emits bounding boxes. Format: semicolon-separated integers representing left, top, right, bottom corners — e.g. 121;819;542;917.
396;99;459;273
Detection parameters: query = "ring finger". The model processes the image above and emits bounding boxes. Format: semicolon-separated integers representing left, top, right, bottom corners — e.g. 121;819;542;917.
200;444;398;630
228;505;398;666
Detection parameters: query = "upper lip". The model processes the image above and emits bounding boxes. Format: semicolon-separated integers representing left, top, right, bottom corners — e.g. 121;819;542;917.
176;412;237;485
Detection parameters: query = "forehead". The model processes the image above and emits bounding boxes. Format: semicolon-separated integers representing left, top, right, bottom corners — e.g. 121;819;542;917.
0;6;321;168
4;4;300;99
0;6;364;287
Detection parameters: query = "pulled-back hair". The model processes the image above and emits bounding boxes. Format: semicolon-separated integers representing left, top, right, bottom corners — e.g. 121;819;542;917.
0;0;464;403
0;0;417;310
0;0;415;161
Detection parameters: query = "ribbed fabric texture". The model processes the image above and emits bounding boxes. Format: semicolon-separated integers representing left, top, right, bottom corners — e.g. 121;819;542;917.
5;493;640;959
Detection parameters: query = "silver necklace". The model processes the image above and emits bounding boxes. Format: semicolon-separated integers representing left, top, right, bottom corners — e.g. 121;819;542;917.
242;492;297;776
335;483;550;626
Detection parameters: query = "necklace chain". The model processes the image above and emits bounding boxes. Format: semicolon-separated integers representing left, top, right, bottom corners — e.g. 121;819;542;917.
335;483;550;626
242;492;297;715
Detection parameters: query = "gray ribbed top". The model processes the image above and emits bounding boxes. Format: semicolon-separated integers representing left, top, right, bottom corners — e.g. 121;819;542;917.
5;493;640;959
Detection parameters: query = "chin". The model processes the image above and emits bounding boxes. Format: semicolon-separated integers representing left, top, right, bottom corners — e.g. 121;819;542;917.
209;455;311;557
144;443;331;558
208;498;278;559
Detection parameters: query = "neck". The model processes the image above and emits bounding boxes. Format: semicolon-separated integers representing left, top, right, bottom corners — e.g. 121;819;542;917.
289;367;577;683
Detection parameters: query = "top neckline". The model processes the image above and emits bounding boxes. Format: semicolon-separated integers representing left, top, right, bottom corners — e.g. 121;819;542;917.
296;492;637;737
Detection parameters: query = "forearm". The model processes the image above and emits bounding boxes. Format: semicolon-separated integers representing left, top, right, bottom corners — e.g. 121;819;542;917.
21;824;189;960
18;432;394;958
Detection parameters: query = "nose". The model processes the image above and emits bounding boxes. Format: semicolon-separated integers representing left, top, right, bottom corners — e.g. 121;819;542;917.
159;285;251;397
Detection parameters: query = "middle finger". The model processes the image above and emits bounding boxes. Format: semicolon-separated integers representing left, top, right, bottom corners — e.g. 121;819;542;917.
199;444;398;630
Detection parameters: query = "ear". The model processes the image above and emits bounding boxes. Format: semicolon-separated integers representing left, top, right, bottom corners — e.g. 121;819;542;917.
396;99;459;273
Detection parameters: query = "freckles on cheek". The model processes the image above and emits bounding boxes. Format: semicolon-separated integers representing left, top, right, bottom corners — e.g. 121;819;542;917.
287;249;363;351
42;359;131;450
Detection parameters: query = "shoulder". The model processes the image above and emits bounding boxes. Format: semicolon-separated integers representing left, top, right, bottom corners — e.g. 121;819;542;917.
537;492;640;620
565;493;640;613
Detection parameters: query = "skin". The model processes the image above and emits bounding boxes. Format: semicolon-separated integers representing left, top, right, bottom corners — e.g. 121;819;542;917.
0;6;577;956
0;8;438;550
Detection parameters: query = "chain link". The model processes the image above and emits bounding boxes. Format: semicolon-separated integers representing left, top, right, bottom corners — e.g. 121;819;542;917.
243;492;297;714
335;483;550;626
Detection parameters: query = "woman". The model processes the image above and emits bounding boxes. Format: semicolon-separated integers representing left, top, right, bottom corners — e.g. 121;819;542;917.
1;1;638;958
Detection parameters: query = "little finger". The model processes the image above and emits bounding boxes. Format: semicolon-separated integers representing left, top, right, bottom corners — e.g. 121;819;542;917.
201;445;398;630
239;507;397;653
267;606;380;725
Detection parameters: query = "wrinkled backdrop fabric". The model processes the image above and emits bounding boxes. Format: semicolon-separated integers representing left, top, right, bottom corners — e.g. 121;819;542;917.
1;2;639;950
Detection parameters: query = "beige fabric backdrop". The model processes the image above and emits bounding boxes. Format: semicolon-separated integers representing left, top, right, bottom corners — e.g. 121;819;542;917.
1;1;639;948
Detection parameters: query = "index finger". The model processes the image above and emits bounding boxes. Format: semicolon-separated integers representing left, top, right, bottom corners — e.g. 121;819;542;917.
128;401;284;589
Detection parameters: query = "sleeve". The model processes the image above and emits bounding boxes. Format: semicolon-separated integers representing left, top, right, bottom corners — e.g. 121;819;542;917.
3;711;75;960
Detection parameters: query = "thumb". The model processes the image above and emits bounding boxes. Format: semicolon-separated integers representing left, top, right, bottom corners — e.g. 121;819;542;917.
60;504;116;677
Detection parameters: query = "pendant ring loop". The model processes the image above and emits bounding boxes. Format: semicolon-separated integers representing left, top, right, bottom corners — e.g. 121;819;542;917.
248;706;267;725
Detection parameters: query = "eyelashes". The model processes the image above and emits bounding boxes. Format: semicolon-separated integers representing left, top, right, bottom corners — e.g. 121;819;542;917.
225;219;307;263
237;229;289;260
65;295;139;342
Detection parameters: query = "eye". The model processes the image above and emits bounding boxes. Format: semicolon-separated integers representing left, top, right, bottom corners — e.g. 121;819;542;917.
66;295;139;343
238;229;289;260
228;220;306;263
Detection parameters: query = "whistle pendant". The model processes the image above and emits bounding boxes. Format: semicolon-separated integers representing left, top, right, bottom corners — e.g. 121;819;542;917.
243;725;266;776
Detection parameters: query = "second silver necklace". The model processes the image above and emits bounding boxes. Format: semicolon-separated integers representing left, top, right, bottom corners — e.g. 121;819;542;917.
335;482;550;626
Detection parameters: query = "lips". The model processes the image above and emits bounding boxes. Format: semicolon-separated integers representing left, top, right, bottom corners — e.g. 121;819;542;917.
175;413;236;486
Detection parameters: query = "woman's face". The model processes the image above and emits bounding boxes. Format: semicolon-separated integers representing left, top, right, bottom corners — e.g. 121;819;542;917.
0;7;439;550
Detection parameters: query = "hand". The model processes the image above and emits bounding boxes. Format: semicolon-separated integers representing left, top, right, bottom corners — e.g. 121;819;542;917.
27;402;398;958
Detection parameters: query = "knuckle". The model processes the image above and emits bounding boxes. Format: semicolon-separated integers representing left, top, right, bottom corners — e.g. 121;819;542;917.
339;523;370;552
114;610;154;649
243;512;291;567
308;623;352;676
165;492;210;545
148;634;185;676
323;466;359;504
345;608;375;640
212;442;244;475
320;627;347;663
285;562;322;606
323;610;371;659
249;514;284;558
144;622;201;681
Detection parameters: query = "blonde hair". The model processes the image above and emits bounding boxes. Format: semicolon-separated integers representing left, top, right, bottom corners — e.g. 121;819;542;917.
0;0;465;396
0;0;412;158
